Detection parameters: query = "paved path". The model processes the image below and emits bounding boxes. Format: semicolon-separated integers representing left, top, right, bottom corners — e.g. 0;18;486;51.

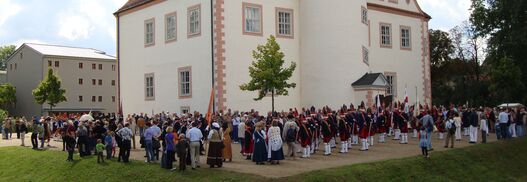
0;132;497;178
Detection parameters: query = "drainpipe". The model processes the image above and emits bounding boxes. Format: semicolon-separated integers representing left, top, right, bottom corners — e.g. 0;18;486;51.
210;0;215;113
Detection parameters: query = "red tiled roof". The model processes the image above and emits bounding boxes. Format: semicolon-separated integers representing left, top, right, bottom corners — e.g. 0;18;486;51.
114;0;154;16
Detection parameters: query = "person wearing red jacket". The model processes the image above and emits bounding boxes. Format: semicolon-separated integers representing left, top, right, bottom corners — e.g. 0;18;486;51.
298;118;312;158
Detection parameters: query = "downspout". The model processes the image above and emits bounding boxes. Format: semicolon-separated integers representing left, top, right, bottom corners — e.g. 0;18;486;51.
210;0;215;113
116;15;121;116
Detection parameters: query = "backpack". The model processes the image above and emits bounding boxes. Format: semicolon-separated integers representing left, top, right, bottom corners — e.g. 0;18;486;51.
448;121;456;134
286;128;296;142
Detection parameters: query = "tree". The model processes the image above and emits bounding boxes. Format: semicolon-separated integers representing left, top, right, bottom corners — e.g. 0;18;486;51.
0;83;17;109
471;0;527;103
429;29;454;67
489;57;525;103
32;68;67;114
0;45;16;70
240;35;296;113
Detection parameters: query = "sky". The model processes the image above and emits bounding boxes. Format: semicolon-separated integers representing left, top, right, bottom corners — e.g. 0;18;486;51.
0;0;471;56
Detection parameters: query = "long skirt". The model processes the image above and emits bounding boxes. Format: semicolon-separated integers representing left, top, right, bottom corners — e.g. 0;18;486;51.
252;141;267;163
207;142;223;167
269;148;285;161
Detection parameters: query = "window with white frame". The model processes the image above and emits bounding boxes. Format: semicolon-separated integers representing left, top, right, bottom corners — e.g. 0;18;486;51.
145;19;155;46
362;46;369;65
165;13;177;42
361;7;368;24
179;68;191;97
244;3;262;34
401;26;411;49
380;23;392;47
386;74;397;96
145;73;155;100
188;5;201;36
277;9;293;37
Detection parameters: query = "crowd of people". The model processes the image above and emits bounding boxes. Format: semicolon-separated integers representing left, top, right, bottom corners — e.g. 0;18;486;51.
0;102;525;170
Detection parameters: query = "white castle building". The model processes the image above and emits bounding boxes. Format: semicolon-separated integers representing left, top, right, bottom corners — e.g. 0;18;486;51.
115;0;431;115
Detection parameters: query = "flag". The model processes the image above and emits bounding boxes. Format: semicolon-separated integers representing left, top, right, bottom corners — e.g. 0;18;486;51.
205;87;215;125
404;87;410;113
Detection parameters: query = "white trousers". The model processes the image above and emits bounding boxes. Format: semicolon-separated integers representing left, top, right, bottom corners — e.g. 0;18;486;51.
330;138;336;148
510;124;517;137
394;129;401;140
455;127;462;140
379;133;386;143
400;133;408;144
469;126;478;142
413;129;418;138
464;127;469;136
340;141;348;153
21;132;26;146
324;143;331;155
360;139;369;150
352;135;359;144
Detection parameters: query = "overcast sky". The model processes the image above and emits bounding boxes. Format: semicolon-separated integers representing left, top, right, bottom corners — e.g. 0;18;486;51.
0;0;471;55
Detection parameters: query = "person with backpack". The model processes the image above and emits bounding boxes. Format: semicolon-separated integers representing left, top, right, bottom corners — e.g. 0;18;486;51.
444;115;456;148
283;116;299;159
419;110;434;151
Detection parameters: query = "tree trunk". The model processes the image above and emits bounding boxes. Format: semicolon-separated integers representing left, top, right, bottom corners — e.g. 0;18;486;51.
49;105;53;116
271;89;275;115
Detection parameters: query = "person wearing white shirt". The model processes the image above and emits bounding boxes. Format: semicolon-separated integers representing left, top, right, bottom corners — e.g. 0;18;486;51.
232;114;241;144
480;112;489;143
498;109;509;139
186;122;203;169
454;113;462;141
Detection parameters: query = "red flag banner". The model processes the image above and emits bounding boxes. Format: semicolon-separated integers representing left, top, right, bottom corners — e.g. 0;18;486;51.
205;87;214;125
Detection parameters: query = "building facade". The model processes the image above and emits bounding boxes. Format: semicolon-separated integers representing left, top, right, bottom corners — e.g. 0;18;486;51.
115;0;431;115
5;43;118;117
0;71;6;84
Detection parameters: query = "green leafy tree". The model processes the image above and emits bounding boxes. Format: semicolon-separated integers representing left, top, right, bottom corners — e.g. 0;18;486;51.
0;83;17;109
489;57;524;103
471;0;527;103
32;68;67;114
0;45;16;70
240;35;296;113
0;109;7;126
429;29;454;67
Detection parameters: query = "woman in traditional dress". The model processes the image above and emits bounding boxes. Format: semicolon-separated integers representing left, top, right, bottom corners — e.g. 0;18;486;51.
221;122;233;162
252;122;267;165
243;122;254;160
206;122;223;168
267;120;284;164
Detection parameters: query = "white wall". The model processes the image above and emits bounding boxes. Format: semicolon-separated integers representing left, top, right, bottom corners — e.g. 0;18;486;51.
6;46;43;117
222;0;301;113
119;0;213;116
41;56;117;114
300;0;371;109
368;6;426;105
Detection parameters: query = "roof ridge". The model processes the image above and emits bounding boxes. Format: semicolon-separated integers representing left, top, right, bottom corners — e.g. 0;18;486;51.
25;43;100;51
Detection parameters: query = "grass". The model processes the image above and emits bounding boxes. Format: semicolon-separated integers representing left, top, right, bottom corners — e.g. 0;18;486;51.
279;137;527;182
0;147;262;182
0;138;526;182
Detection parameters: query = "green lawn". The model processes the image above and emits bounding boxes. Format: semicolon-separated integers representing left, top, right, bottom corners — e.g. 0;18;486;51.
0;147;261;182
279;138;527;182
1;138;526;182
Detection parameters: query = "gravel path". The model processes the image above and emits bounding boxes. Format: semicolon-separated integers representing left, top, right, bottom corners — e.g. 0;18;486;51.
0;132;497;178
